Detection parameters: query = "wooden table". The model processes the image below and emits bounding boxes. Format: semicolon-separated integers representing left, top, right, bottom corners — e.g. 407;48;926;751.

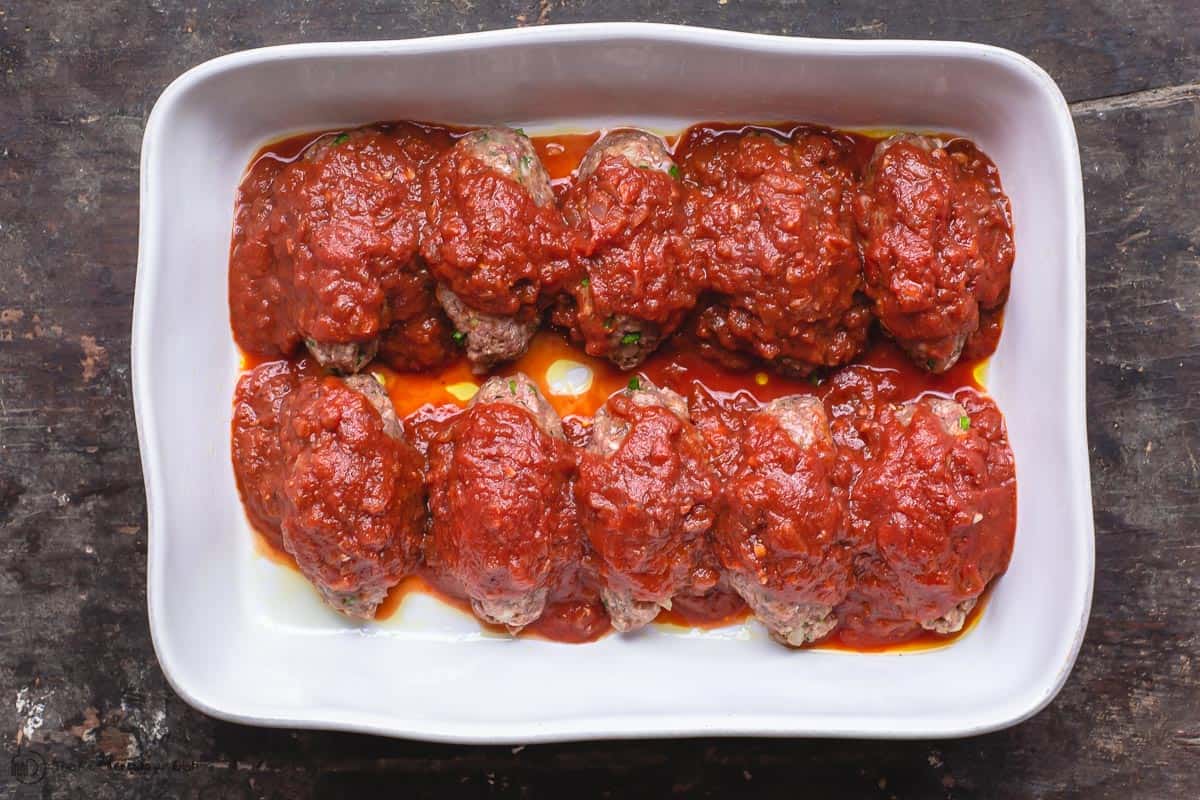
1;2;1196;797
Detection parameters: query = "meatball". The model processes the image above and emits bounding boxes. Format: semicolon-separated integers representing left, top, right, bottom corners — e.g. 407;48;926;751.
422;127;569;373
278;375;426;619
258;126;448;373
712;396;849;646
679;127;870;375
424;373;577;630
231;359;304;549
557;130;702;369
848;394;1016;634
855;134;1014;372
575;380;719;631
229;156;301;358
227;125;448;372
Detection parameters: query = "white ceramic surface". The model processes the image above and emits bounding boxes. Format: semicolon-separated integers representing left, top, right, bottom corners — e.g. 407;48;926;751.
134;23;1092;742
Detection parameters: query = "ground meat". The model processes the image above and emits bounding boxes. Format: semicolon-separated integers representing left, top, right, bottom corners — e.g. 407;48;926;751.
557;130;702;369
340;374;402;439
846;393;1016;635
231;359;305;549
278;375;426;619
712;396;849;646
856;134;1014;372
678;126;870;374
435;285;539;375
575;380;719;631
424;373;578;631
422;127;569;371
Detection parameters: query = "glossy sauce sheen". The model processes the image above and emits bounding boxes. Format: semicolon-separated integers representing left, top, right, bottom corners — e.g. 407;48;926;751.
236;122;1011;651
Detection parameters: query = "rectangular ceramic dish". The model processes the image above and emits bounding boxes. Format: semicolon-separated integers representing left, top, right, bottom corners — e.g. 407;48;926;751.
134;23;1092;742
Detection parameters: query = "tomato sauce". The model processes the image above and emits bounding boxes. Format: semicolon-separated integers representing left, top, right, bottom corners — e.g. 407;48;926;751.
234;121;1013;652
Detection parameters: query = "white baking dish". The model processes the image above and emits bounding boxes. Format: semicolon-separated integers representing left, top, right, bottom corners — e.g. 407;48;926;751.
134;23;1092;742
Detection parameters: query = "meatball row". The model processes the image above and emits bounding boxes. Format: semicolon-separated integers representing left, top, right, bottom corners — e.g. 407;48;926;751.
233;360;1016;647
231;123;1014;378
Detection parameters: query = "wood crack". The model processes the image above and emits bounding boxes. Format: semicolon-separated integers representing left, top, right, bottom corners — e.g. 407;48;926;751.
1070;82;1200;115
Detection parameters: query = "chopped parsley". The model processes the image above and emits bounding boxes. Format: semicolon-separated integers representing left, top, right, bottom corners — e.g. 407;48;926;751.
515;127;527;136
620;331;641;345
508;379;517;395
579;277;590;288
958;415;971;431
451;330;467;345
668;164;681;180
332;133;350;145
627;376;641;391
520;155;533;168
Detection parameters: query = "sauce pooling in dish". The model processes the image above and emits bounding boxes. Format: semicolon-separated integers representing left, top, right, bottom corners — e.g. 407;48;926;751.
230;120;1016;651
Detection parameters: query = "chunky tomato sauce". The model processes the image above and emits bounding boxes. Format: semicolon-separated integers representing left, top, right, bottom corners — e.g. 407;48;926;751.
232;121;1016;651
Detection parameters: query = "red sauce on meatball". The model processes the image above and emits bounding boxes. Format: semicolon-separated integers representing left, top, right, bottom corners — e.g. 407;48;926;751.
231;358;307;548
575;386;719;628
229;124;454;370
229;156;299;357
822;367;1016;647
558;146;701;366
711;398;850;643
278;375;427;619
677;125;871;374
421;145;570;316
855;135;1014;372
424;391;579;629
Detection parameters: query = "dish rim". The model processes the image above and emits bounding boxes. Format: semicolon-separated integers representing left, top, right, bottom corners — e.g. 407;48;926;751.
133;21;1093;742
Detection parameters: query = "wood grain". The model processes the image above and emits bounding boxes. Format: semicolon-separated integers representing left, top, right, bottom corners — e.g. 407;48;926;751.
1;2;1197;797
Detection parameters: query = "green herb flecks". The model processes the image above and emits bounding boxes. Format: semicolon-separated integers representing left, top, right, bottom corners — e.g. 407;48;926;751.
451;330;467;345
332;133;350;145
508;379;517;395
580;277;590;288
620;331;641;346
668;164;681;180
627;376;641;391
959;415;971;431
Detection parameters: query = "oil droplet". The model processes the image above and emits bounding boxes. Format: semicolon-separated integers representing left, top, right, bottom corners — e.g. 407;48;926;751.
972;360;990;387
754;372;769;386
446;382;479;402
546;359;593;396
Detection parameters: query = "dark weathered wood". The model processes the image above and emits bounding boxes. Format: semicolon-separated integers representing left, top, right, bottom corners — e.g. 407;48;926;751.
1;2;1197;798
